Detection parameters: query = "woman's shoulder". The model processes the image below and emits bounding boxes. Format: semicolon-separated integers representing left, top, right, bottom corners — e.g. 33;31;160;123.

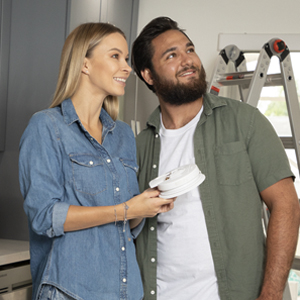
22;107;63;140
115;119;135;136
29;107;62;126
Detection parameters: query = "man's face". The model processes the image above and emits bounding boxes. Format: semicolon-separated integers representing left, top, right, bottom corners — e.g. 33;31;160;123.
142;29;207;105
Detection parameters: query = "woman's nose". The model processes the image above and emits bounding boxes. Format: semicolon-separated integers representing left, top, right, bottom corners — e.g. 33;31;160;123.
123;60;132;73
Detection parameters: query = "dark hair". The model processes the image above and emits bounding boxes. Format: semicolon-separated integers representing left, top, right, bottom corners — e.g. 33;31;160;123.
131;16;189;92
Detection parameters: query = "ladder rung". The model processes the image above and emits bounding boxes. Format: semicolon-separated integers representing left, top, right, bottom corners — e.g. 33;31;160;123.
217;73;283;88
280;136;295;149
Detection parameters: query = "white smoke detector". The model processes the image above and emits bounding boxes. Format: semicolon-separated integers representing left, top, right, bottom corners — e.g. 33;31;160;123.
149;164;205;199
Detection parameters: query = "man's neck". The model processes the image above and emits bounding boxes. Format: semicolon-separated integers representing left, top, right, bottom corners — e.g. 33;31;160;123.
159;97;203;129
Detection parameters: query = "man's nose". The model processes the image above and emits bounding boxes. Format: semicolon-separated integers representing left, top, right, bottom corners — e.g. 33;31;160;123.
180;52;193;67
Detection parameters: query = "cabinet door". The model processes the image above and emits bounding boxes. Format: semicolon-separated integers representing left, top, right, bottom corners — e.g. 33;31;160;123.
0;0;12;151
101;0;135;46
68;0;138;53
0;0;68;241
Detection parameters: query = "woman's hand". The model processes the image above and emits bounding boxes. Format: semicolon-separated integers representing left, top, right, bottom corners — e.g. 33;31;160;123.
128;188;175;229
127;188;175;220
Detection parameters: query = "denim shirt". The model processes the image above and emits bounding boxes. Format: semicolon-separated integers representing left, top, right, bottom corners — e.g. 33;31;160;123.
19;99;144;300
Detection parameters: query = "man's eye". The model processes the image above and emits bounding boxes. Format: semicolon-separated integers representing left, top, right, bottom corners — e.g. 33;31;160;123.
187;48;195;53
167;53;175;59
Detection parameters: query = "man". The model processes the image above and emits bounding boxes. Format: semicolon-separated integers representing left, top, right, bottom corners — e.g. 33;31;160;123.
131;16;300;300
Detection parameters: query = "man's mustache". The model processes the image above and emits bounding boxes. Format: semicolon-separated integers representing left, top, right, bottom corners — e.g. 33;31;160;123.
176;65;200;77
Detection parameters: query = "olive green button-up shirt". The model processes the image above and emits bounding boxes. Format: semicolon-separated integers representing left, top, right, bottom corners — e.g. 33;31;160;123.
135;93;294;300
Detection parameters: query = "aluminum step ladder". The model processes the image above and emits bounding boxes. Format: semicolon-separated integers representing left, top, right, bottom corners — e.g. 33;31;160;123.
208;38;300;172
209;38;300;300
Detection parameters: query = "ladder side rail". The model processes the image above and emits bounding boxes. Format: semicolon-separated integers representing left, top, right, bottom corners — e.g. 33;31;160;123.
235;56;249;102
280;53;300;176
208;50;229;96
283;283;293;300
246;45;271;107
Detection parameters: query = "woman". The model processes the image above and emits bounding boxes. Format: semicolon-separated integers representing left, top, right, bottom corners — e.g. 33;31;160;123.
19;23;174;300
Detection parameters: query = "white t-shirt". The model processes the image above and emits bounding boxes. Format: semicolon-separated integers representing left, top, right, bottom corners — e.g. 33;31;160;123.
157;107;220;300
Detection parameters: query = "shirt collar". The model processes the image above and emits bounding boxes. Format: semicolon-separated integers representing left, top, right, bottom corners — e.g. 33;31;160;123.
146;93;227;131
61;98;115;131
202;92;227;116
147;106;161;132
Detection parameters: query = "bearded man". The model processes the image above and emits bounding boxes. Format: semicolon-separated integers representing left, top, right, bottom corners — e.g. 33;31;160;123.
131;16;300;300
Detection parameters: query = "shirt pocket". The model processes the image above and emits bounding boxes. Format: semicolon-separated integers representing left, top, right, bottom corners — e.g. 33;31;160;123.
120;158;139;196
70;154;107;195
214;141;252;185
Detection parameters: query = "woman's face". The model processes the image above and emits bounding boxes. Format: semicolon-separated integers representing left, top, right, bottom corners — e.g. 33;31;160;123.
84;32;132;98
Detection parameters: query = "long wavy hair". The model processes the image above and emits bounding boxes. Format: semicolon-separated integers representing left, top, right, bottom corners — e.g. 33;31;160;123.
50;22;126;120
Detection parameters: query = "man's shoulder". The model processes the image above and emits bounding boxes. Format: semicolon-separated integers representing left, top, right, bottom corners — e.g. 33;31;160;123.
136;126;155;146
205;93;256;110
204;93;259;123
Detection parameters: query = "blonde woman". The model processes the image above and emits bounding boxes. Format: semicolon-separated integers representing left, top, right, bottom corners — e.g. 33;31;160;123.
19;23;174;300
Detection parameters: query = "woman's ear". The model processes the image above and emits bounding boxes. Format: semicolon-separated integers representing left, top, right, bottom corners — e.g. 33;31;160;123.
141;69;154;85
82;58;89;75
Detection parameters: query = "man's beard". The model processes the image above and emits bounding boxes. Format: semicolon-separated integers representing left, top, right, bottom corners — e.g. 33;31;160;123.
152;65;207;106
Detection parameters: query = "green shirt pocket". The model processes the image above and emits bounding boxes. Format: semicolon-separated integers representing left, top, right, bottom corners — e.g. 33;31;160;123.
215;141;252;185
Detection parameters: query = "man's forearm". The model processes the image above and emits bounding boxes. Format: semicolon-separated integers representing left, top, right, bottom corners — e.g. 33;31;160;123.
258;208;299;299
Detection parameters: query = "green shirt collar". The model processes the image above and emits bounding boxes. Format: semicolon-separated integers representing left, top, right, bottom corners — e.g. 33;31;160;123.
146;93;227;131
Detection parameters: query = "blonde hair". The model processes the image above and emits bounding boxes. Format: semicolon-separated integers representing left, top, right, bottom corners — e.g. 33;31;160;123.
50;22;126;120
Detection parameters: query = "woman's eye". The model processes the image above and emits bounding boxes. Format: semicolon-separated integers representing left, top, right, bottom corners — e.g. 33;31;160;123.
112;54;119;59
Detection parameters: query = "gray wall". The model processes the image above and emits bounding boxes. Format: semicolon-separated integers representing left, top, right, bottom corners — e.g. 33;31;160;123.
0;0;139;241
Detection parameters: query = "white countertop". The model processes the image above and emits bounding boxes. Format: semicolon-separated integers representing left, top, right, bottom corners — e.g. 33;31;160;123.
0;239;30;266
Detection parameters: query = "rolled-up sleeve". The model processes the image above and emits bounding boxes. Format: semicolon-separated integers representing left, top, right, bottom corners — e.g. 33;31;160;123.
131;218;146;239
19;112;69;237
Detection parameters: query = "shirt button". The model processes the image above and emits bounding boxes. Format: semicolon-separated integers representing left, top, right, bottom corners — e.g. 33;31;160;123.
121;247;125;251
116;187;120;192
107;159;111;163
150;226;155;231
150;290;155;295
153;164;157;169
123;278;127;283
151;257;156;263
155;134;159;138
89;161;93;165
